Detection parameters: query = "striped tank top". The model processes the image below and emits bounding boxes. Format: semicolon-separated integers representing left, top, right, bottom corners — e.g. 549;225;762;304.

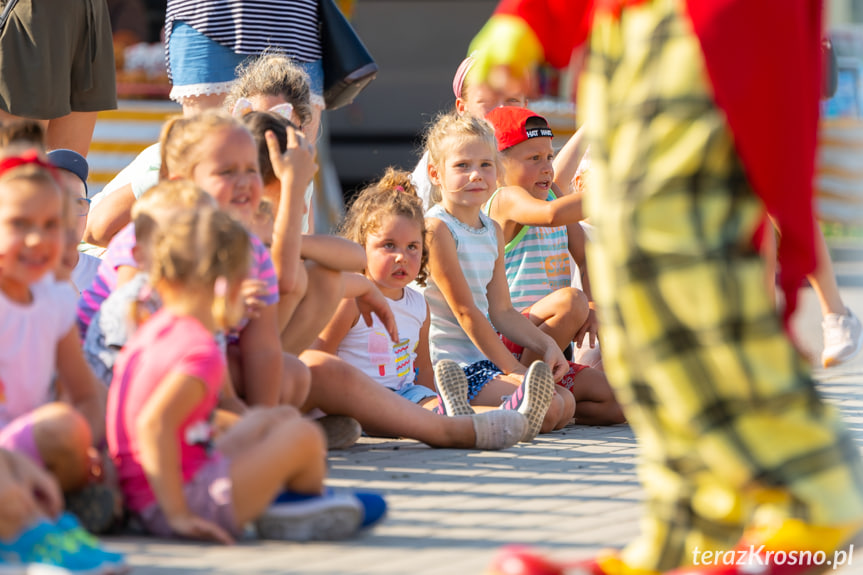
422;204;498;367
485;189;571;312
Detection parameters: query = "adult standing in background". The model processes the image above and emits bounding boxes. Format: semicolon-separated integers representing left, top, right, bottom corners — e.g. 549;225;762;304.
0;0;117;156
164;0;325;144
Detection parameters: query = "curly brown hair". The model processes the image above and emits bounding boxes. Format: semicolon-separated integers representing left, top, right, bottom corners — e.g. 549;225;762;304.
340;167;429;287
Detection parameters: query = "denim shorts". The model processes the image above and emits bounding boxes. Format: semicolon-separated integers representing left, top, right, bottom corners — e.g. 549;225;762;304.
394;382;438;404
463;360;503;401
168;21;324;104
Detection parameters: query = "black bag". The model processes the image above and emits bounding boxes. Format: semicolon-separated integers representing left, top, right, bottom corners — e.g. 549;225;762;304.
319;0;378;110
0;0;20;35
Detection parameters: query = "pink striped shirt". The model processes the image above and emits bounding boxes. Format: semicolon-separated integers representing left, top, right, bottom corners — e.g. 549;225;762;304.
77;223;278;337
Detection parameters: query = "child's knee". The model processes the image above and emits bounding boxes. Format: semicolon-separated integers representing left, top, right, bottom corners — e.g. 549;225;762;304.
284;417;327;456
541;393;568;433
541;288;589;329
31;403;91;491
292;261;309;299
557;387;576;423
281;353;311;407
559;288;589;322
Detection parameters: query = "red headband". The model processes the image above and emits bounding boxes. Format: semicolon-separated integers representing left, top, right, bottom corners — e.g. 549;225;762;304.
0;149;59;181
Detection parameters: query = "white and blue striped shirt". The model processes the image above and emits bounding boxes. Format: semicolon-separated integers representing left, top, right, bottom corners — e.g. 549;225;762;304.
485;189;571;312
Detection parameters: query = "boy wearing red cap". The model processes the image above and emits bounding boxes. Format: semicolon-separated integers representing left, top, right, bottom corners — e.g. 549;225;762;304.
484;106;622;426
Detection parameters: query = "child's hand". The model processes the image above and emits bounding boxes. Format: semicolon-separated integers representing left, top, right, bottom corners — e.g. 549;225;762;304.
0;450;63;518
168;512;235;545
241;279;268;320
4;448;63;520
266;127;318;195
356;284;399;343
573;305;599;349
0;481;41;538
543;345;570;383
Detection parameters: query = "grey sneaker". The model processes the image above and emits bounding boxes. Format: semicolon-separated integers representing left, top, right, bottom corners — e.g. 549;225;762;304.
433;359;475;416
316;415;362;450
255;491;363;541
822;307;863;367
500;361;555;442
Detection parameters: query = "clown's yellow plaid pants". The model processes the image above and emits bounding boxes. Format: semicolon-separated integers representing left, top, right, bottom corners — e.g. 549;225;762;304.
581;0;863;570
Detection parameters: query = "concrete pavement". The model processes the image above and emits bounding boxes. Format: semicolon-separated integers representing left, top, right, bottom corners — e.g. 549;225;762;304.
103;239;863;574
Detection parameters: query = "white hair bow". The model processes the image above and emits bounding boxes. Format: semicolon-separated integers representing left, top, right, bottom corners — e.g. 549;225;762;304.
231;97;294;122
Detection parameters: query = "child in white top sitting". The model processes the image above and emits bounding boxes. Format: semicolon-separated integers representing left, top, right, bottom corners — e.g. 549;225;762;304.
0;150;107;495
308;169;528;449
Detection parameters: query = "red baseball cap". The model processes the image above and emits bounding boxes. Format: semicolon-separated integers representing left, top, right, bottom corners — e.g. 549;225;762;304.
485;106;553;152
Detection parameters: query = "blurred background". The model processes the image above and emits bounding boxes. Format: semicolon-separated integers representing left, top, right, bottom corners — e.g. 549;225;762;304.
93;0;863;234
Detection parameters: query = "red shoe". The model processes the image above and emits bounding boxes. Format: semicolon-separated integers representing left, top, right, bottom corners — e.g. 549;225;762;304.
485;546;657;575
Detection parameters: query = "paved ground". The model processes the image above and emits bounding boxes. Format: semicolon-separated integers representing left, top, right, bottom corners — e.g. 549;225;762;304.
104;240;863;574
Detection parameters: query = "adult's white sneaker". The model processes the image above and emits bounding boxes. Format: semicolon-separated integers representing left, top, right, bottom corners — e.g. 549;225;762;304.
822;307;863;368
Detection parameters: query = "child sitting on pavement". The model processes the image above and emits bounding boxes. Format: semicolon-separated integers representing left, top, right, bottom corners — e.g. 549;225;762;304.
82;111;313;410
420;111;574;441
0;151;121;534
106;206;382;543
45;149;102;295
82;180;216;388
236;111;392;358
483;106;624;425
304;169;528;450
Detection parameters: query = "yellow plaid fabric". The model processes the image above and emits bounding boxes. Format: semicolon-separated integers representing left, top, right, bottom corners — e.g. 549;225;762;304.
579;0;863;570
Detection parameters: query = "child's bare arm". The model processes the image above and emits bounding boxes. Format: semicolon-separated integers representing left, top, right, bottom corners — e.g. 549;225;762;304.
341;273;398;343
238;304;284;407
490;185;583;228
300;235;366;272
55;326;106;446
414;305;435;390
485;225;569;381
116;265;139;290
567;222;599;349
426;218;523;375
84;183;135;247
268;127;317;297
310;297;361;354
552;125;586;195
137;371;233;544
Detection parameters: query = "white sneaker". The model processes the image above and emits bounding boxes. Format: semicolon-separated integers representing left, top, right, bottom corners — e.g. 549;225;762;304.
822;307;863;367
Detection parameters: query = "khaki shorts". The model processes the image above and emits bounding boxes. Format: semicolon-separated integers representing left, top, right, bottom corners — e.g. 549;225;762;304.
0;0;116;118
